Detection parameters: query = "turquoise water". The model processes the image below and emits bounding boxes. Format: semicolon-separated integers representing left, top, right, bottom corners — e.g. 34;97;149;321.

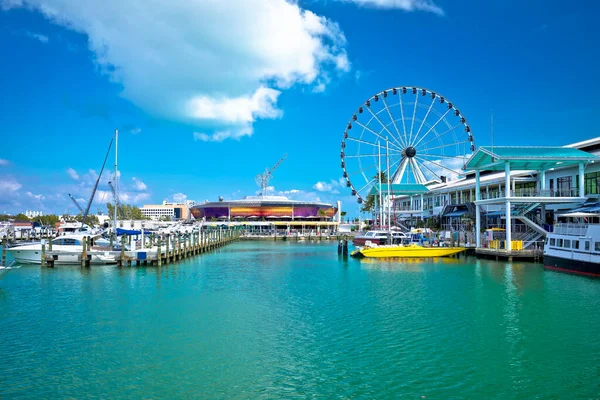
1;241;599;398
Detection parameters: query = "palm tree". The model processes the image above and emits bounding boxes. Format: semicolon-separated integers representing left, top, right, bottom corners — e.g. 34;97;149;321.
340;211;347;223
317;209;327;221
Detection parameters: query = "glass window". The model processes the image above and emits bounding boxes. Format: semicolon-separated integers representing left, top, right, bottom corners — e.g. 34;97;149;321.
564;240;571;248
573;241;579;250
557;176;572;195
585;241;590;251
585;171;600;195
557;239;563;247
550;238;556;246
595;242;600;252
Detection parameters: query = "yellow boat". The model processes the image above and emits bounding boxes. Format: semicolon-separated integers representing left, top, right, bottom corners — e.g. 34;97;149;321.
356;244;465;258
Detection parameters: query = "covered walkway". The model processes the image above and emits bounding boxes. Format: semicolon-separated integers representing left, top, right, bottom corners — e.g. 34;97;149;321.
463;146;599;252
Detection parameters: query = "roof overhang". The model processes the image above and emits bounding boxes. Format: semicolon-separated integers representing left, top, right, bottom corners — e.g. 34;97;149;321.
463;146;599;171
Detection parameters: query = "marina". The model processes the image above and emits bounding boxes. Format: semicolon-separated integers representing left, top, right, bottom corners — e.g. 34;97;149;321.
1;241;599;398
2;2;599;397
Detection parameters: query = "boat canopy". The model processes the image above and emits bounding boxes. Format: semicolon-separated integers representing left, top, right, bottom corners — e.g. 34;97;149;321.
116;228;150;236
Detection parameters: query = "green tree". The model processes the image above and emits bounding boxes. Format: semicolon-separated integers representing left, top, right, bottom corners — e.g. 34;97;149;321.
14;213;30;221
106;202;149;220
340;211;347;222
373;171;389;184
360;194;375;213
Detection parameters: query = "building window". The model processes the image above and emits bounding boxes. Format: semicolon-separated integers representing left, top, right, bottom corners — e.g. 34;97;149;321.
584;172;600;195
557;176;572;195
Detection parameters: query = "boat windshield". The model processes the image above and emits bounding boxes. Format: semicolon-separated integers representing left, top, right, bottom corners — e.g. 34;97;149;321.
52;238;81;246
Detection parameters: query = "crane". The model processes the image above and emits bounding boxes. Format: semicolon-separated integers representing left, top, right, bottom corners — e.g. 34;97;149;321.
255;154;287;197
68;194;85;215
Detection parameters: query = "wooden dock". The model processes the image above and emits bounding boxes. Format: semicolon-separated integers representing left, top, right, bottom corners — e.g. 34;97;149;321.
475;247;543;262
40;229;240;268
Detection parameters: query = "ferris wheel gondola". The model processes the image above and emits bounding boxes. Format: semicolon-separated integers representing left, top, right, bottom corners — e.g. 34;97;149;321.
341;86;475;203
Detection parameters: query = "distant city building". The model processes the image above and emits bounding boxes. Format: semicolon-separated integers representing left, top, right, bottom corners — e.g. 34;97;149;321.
140;200;196;221
24;210;43;218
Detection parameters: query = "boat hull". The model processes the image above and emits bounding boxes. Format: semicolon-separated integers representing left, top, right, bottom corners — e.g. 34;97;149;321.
7;248;117;265
358;245;465;258
543;254;600;278
352;237;384;246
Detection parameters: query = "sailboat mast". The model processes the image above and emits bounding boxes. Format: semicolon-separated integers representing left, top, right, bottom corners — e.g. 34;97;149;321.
378;142;382;229
113;129;119;233
386;139;391;234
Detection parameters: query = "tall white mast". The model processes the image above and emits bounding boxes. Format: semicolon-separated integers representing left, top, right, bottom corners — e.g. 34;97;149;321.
386;138;391;234
378;142;383;229
113;129;119;233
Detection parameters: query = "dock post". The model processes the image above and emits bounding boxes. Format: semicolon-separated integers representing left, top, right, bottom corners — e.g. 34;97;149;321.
343;239;348;256
41;242;47;267
166;235;170;262
157;236;162;266
2;236;7;266
48;236;52;251
81;236;88;268
120;235;126;267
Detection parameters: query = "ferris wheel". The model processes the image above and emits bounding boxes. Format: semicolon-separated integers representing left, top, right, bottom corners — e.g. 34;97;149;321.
341;86;475;203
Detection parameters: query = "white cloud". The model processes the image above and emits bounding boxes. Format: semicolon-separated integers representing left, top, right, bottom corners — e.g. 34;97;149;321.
25;191;45;200
172;193;187;203
0;159;9;166
25;31;49;43
0;177;21;193
342;0;444;15
66;168;79;180
132;177;147;191
313;179;344;193
6;0;350;141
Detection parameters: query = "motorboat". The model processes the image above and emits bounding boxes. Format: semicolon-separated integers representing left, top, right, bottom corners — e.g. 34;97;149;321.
351;243;465;258
352;230;407;246
7;233;117;265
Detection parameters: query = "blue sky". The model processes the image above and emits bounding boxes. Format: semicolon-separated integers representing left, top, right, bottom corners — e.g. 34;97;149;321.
0;0;598;216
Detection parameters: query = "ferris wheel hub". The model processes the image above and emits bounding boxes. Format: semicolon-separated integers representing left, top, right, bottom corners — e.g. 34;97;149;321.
404;146;417;158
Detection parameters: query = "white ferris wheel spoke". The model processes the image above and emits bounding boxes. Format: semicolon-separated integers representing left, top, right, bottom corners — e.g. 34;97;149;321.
415;156;463;177
398;91;409;146
411;97;437;148
412;108;452;148
381;97;408;148
419;123;463;149
418;152;467;160
408;91;419;146
416;159;442;181
363;106;405;150
421;140;469;153
352;121;404;152
410;158;428;184
391;157;408;184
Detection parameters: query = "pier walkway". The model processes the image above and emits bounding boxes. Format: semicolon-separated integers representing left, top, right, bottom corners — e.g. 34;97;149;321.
36;230;240;268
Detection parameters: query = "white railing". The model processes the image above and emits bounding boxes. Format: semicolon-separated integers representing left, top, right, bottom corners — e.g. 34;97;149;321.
553;223;588;236
480;188;581;200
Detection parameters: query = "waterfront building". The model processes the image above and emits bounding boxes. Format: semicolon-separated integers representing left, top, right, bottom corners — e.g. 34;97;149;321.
140;200;196;221
383;136;600;249
190;195;339;233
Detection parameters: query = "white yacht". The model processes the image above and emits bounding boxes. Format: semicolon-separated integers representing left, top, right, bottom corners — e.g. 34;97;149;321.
7;233;117;265
543;215;600;277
